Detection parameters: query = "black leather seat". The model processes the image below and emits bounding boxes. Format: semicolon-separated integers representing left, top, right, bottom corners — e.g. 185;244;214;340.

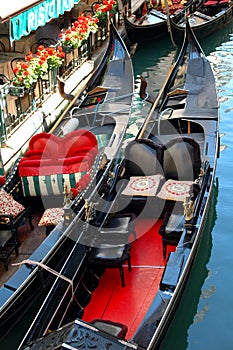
124;139;163;178
161;137;201;181
159;212;185;259
94;213;137;245
120;139;164;216
157;137;201;209
88;214;136;287
157;137;201;257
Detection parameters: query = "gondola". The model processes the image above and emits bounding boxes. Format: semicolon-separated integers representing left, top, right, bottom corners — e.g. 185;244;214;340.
170;0;233;45
121;0;189;44
20;20;219;350
0;21;135;349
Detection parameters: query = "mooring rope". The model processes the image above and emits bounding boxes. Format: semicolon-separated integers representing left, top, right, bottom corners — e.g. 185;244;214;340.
12;259;85;309
12;259;74;296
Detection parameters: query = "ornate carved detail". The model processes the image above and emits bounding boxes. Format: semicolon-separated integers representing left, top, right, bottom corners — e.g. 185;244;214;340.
22;320;132;349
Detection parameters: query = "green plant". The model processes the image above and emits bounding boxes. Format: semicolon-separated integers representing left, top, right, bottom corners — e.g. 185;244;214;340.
11;46;65;89
94;0;118;24
59;13;98;49
12;61;38;89
36;46;65;70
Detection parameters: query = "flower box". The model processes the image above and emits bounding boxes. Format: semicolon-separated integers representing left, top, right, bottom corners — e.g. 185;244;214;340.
62;45;73;53
9;86;25;97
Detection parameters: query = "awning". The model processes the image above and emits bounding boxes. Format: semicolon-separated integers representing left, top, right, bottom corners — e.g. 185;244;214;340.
0;0;80;42
0;1;44;22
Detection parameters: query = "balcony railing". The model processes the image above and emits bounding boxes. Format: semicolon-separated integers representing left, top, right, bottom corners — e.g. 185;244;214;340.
0;13;122;146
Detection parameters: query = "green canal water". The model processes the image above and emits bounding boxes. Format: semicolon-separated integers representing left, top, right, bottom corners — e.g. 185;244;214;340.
2;22;233;350
131;22;233;350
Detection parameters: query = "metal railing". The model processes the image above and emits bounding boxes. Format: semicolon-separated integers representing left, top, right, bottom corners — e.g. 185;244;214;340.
0;12;122;146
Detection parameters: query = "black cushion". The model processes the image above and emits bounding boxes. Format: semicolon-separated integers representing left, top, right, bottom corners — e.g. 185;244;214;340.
88;244;131;267
159;212;185;240
124;139;163;177
162;137;201;181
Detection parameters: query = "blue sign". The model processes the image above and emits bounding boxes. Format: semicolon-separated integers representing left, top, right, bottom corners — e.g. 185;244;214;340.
10;0;80;41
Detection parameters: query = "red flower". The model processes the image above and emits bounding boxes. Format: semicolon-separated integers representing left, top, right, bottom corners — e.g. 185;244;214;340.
37;45;45;51
13;67;19;74
71;187;79;198
20;62;29;69
25;53;33;61
57;51;65;58
47;48;55;56
0;175;5;186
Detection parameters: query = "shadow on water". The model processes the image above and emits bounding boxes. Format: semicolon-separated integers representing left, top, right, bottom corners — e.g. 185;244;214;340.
133;35;175;76
159;179;219;350
132;35;177;96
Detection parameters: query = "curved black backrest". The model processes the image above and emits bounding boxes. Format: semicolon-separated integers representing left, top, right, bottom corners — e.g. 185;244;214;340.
37;38;57;47
124;139;163;177
162;137;201;181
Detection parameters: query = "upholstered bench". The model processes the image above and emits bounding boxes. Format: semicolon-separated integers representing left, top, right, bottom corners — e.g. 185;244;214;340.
18;130;98;197
159;212;185;259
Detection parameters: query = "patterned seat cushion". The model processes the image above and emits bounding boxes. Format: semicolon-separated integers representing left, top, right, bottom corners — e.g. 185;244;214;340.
38;208;64;227
121;174;163;197
157;179;194;201
0;189;25;219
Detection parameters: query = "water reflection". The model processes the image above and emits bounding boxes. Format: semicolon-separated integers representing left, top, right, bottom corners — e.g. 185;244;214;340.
133;36;176;96
131;18;233;350
159;180;218;350
199;21;233;55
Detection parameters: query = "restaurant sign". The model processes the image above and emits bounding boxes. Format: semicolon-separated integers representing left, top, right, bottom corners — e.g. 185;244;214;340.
10;0;79;42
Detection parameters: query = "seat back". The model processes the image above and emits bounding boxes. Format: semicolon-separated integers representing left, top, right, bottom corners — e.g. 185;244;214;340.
124;139;163;178
162;137;201;181
18;130;98;197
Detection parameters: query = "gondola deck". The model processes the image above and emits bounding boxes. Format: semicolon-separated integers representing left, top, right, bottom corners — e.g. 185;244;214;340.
83;218;167;339
0;21;135;348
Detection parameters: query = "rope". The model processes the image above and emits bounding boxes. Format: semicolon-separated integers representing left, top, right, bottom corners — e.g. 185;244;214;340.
12;259;85;310
164;0;178;47
12;259;74;296
123;264;165;269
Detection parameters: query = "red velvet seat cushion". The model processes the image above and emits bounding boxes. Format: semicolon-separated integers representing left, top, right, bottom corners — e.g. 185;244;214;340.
203;1;218;5
28;130;98;158
19;156;91;177
18;130;98;197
